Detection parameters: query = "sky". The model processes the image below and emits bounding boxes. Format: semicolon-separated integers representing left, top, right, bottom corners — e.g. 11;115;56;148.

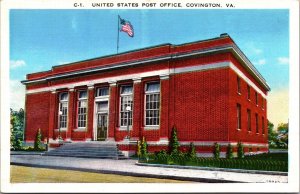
9;9;289;128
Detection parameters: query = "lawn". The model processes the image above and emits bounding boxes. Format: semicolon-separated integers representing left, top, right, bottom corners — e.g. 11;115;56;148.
10;165;192;183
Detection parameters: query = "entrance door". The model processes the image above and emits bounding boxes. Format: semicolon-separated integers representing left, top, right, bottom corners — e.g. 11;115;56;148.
95;101;108;141
97;113;108;141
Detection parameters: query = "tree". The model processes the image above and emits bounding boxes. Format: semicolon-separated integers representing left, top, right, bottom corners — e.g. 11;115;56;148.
276;123;288;149
237;142;244;159
34;128;43;151
226;144;233;159
10;108;25;150
268;120;278;148
169;126;180;155
140;136;148;160
213;142;220;159
187;142;197;159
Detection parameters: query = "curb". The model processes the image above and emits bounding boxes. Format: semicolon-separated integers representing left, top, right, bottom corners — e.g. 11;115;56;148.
135;162;288;176
10;151;45;155
10;162;239;183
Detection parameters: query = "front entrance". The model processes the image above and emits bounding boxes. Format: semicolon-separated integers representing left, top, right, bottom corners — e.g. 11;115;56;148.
95;101;108;141
97;113;108;141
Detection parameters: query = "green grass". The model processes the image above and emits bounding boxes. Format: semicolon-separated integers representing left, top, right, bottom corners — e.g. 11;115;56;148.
10;165;192;183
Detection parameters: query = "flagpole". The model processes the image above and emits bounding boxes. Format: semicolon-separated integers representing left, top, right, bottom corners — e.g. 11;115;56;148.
117;15;120;54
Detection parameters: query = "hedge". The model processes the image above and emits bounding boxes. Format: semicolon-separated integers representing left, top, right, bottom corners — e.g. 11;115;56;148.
149;153;288;172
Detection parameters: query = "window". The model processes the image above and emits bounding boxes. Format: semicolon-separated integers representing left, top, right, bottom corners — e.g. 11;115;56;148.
255;113;259;133
247;109;251;131
262;98;265;109
237;104;241;130
96;87;109;97
145;82;160;126
255;92;258;105
247;85;251;100
59;93;68;129
237;76;241;94
262;117;265;134
77;90;87;128
120;85;133;127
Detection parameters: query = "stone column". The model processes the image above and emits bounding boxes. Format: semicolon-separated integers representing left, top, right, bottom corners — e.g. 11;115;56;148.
160;75;170;139
132;78;142;139
66;87;75;141
108;81;117;140
48;89;57;142
86;84;95;141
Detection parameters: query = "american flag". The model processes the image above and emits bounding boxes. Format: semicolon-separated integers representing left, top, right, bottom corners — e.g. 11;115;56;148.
120;18;134;37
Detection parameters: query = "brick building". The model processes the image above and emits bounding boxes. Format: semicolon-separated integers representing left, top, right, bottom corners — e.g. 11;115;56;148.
22;34;270;156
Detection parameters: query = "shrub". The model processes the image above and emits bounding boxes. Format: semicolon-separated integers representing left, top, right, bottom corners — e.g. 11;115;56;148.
155;150;169;164
213;142;220;159
136;140;142;159
187;142;197;159
140;136;148;160
34;128;43;151
169;126;180;155
237;142;244;159
226;144;233;159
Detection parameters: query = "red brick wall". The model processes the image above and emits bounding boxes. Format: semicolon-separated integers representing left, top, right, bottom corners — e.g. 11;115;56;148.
24;92;50;141
171;68;230;141
228;68;268;144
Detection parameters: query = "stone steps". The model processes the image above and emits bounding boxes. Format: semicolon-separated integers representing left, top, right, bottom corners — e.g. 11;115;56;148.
43;141;127;159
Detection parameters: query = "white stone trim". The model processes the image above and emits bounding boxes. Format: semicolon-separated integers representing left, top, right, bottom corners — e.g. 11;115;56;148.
229;63;267;98
26;61;267;98
133;77;141;83
159;74;170;80
172;61;229;74
108;81;117;86
73;128;87;132
54;128;67;132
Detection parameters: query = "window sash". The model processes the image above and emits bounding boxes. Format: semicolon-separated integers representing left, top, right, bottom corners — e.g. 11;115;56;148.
120;95;133;127
255;92;258;105
145;92;160;126
255;113;259;133
247;85;251;100
237;76;241;93
96;87;109;97
79;91;87;99
59;101;68;129
78;99;87;128
247;109;251;131
237;104;241;129
262;117;265;134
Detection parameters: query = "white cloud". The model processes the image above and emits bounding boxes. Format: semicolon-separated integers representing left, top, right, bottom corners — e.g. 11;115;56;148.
267;87;289;129
277;57;289;65
253;59;266;66
10;80;25;110
10;60;26;69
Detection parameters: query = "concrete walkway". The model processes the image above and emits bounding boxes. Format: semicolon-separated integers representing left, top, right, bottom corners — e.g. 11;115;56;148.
11;155;288;183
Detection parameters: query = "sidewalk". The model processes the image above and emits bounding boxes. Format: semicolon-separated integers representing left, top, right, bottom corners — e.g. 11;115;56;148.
10;155;288;183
